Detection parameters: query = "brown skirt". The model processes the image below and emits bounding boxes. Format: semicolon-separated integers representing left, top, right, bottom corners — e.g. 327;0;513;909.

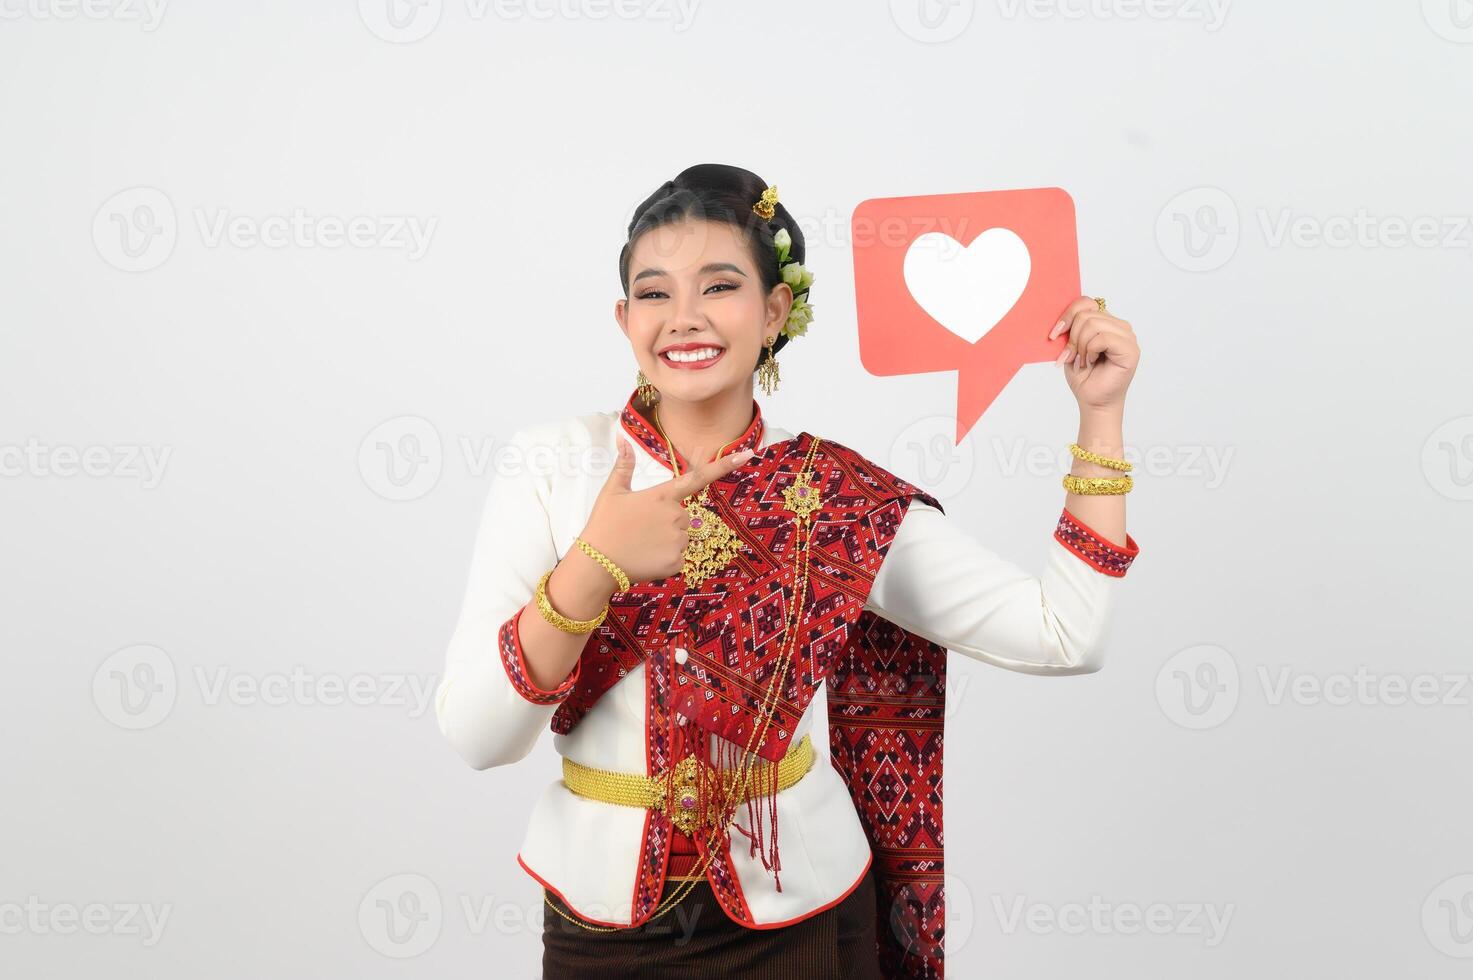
541;864;884;980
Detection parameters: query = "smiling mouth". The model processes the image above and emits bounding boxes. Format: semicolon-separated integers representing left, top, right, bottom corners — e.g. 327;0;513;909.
659;346;727;369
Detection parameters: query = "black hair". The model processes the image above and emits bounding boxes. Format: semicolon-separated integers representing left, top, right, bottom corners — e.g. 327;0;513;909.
619;163;807;371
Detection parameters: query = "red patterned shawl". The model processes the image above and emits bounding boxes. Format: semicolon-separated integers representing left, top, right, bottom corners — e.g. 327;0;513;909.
545;421;947;978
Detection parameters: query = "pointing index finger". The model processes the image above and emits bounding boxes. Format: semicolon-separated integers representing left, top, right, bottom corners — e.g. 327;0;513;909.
667;448;757;500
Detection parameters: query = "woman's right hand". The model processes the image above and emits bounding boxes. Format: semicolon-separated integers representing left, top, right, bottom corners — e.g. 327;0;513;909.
579;439;757;587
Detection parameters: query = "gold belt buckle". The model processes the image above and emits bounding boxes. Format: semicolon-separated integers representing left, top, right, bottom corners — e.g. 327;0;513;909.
651;755;722;836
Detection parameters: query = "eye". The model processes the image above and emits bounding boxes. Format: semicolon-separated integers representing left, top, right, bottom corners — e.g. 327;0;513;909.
636;282;738;300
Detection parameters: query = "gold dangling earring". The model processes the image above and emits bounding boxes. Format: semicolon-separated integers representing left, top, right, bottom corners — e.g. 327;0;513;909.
756;336;781;396
635;367;658;407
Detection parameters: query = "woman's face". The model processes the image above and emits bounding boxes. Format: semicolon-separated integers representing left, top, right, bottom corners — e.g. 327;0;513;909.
616;216;791;405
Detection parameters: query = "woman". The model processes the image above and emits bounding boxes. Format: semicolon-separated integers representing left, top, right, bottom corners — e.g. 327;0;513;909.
434;164;1142;978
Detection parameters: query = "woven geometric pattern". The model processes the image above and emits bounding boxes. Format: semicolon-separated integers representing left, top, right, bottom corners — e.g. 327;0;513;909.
552;431;941;760
828;612;947;979
1054;508;1141;577
548;430;950;976
498;607;581;705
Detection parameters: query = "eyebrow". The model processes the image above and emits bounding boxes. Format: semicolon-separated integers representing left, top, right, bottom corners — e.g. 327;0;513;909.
632;262;748;284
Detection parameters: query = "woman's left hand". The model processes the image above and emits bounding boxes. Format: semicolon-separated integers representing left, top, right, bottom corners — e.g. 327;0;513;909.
1050;295;1140;414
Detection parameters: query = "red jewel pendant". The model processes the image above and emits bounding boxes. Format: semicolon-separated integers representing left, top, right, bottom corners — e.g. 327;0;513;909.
680;487;743;588
781;469;822;518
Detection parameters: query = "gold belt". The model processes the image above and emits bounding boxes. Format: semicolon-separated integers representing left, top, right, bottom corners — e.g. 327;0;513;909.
561;733;815;837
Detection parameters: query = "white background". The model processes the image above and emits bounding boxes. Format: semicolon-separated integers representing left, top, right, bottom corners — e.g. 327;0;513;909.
3;1;1471;976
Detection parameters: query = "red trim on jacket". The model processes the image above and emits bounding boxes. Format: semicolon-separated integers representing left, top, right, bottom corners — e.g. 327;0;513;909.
618;387;765;474
1054;506;1141;577
517;849;876;931
498;606;580;705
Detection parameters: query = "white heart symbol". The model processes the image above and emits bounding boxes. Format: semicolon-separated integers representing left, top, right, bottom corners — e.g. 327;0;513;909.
902;228;1031;344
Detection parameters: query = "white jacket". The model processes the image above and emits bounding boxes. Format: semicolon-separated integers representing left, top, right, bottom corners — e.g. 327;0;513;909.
435;395;1140;928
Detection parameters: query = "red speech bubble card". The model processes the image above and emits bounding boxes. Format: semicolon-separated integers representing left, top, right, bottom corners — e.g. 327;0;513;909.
852;187;1079;442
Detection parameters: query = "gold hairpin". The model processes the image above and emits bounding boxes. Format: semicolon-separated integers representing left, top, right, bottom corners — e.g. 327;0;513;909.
752;185;778;221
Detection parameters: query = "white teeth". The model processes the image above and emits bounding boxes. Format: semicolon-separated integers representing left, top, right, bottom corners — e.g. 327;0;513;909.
664;347;723;363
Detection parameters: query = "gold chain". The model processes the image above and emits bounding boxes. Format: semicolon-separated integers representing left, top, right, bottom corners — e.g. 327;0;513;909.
544;433;823;932
574;537;631;592
1067;442;1132;473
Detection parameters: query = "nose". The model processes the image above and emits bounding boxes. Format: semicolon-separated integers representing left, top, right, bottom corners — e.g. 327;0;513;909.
668;285;707;333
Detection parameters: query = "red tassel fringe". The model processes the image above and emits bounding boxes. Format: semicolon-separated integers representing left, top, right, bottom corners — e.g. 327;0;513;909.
672;717;785;893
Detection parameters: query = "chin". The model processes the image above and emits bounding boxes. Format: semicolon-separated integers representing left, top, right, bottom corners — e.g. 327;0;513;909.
656;366;741;398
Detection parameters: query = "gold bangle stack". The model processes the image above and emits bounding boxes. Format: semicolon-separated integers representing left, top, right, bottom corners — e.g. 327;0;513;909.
534;538;631;636
1069;443;1132;472
575;537;630;592
1063;443;1134;495
1062;473;1134;495
535;570;606;634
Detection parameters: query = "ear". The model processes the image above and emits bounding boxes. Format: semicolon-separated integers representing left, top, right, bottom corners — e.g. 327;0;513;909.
614;297;628;338
766;282;793;336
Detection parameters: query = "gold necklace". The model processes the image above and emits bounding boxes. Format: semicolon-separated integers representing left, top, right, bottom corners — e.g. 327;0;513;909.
647;404;746;588
544;434;824;932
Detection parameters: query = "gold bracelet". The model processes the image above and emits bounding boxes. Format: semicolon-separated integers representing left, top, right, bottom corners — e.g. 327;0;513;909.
535;569;607;635
1063;473;1133;495
574;537;630;592
1069;443;1132;472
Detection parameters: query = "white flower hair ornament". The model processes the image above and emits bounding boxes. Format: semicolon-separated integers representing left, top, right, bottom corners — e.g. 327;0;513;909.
773;228;815;339
751;185;815;342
